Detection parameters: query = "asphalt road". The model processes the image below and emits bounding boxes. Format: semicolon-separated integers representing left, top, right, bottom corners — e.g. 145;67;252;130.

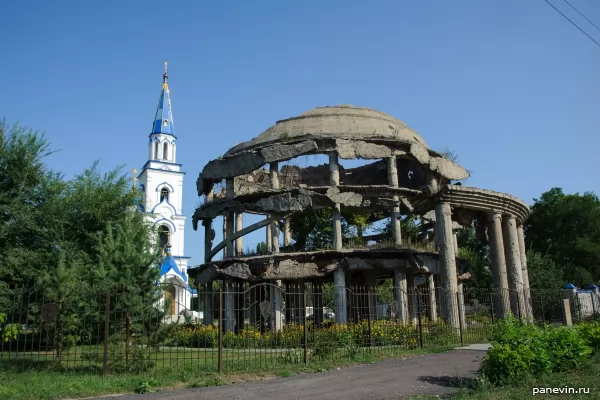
107;348;486;400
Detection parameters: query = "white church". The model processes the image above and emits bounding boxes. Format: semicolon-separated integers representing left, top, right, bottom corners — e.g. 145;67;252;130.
136;63;195;319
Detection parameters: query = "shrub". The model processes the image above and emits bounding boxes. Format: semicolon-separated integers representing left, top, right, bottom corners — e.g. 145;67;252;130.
482;317;595;386
577;321;600;351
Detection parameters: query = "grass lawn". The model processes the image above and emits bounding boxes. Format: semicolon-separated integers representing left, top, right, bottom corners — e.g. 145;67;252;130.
0;345;452;400
451;353;600;400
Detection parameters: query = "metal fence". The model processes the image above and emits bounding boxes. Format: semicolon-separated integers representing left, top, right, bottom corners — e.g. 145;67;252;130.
0;283;597;376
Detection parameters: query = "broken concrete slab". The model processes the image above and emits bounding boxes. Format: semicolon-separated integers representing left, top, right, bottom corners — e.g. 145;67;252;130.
260;140;318;162
429;157;470;180
336;139;392;159
202;152;266;180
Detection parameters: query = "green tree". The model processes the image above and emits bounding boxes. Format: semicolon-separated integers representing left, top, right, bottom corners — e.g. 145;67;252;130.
525;188;600;285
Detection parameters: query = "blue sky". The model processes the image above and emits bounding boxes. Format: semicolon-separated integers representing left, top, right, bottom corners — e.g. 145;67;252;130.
2;0;599;267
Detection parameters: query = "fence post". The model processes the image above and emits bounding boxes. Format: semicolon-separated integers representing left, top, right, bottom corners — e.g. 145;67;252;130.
367;287;373;348
416;290;424;349
563;298;573;326
456;292;464;346
103;292;110;377
303;291;308;365
125;312;131;367
218;289;223;374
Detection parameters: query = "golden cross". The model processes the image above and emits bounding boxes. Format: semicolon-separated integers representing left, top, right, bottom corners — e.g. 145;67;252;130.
164;61;168;74
131;168;138;182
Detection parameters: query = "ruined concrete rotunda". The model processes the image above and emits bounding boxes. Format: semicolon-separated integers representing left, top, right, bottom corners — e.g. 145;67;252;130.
189;105;531;330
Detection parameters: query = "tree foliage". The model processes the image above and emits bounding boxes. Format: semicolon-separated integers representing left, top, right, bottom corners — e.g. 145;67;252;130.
525;188;600;285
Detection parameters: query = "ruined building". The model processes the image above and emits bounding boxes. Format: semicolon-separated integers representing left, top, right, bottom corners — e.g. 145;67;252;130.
189;105;531;330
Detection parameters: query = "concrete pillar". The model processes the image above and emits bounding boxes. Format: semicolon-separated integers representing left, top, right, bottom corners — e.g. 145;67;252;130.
502;215;526;319
486;212;510;318
206;184;214;203
393;269;409;325
329;153;343;251
453;232;459;257
387;156;402;246
222;214;228;259
406;269;418;326
517;224;532;320
235;213;243;256
270;219;280;254
203;282;213;326
225;178;235;258
203;218;213;262
283;218;292;247
269;162;280;190
334;268;348;324
223;280;235;332
269;163;280;254
270;281;283;331
265;222;271;253
427;274;437;321
434;202;460;329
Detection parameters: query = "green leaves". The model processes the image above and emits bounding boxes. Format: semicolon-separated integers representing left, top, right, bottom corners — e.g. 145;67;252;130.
525;187;600;286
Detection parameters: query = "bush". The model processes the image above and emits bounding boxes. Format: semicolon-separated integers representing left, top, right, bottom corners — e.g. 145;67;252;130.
482;317;595;386
577;321;600;351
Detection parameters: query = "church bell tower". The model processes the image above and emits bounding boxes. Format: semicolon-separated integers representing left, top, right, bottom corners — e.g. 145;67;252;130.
137;63;192;318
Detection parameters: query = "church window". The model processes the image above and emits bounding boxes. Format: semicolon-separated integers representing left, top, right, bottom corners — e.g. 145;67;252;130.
154;141;159;159
158;225;170;253
160;188;169;202
163;119;169;126
163;142;169;160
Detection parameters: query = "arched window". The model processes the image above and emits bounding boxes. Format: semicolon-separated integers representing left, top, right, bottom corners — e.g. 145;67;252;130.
154;141;159;159
163;142;169;160
158;225;170;253
160;188;169;202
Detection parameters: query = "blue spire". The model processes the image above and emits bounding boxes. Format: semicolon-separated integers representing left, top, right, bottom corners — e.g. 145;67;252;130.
151;62;175;136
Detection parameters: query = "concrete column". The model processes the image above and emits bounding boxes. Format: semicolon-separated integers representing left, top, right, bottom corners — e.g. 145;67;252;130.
222;214;228;259
203;282;213;326
283;218;292;247
223;280;235;332
486;212;510;318
271;219;280;254
517;224;533;320
235;213;243;256
269;163;280;254
206;184;214;203
270;281;283;331
329;153;343;250
502;215;526;319
334;268;348;324
434;202;460;329
387;156;402;246
406;269;418;326
427;274;437;321
453;232;459;257
225;178;235;258
203;218;213;262
269;162;280;190
265;222;272;253
393;269;409;325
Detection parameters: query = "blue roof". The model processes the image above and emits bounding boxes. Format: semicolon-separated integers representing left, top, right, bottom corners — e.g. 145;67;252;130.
564;283;577;289
151;63;176;137
159;246;188;283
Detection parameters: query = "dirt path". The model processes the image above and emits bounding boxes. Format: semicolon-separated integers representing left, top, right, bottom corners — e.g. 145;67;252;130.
107;349;486;400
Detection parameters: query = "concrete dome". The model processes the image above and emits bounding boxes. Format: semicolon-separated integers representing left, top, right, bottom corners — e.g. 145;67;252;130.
225;105;429;156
